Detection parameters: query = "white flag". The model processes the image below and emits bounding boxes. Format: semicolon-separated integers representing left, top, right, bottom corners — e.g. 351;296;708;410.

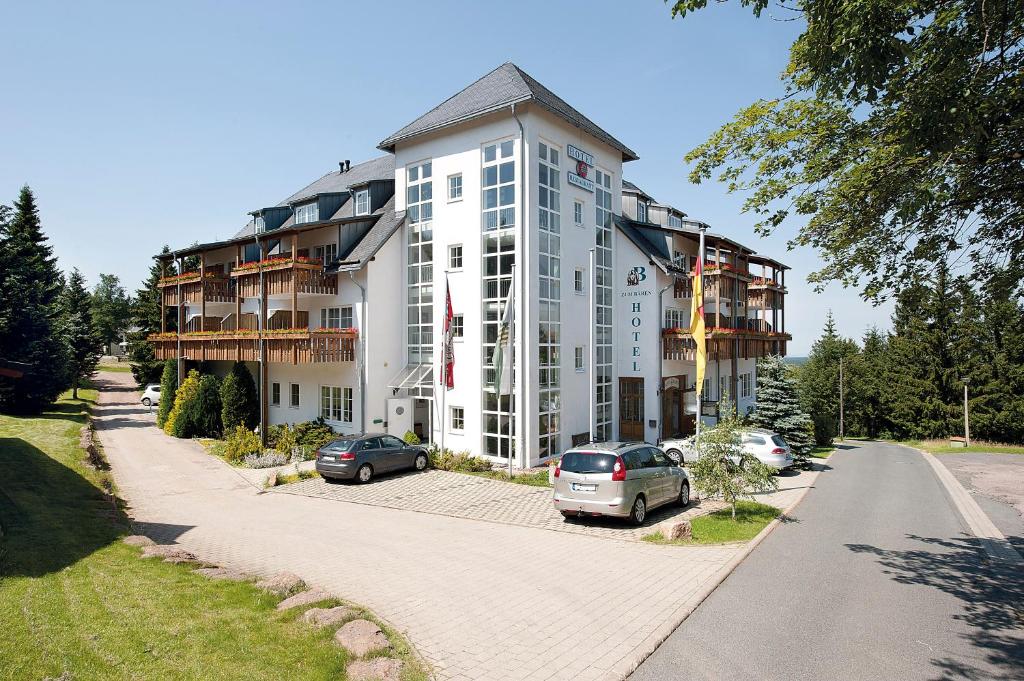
490;283;514;393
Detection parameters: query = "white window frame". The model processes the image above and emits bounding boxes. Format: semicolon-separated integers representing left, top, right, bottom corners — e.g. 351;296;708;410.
452;313;464;340
343;387;353;423
355;189;370;216
320;385;342;422
450;406;465;433
481;138;516;231
448;173;463;202
448;244;463;271
637;201;648;223
294;201;319;224
574;267;585;295
320;307;340;329
314;243;338;266
574;200;584;226
575;346;585;373
289;383;300;409
271;382;281;407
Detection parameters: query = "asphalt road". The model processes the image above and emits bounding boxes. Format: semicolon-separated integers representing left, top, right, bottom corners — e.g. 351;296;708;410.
630;441;1024;681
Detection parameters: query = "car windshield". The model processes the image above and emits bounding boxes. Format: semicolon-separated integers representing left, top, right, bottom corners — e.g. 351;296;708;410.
323;439;357;452
560;452;617;474
771;435;788;447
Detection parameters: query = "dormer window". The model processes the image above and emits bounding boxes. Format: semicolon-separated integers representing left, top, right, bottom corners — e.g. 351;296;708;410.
294;201;319;224
254;215;266;233
355;189;370;216
637;201;648;223
668;214;683;228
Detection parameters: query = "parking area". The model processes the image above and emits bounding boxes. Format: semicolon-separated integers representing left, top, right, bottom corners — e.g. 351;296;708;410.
272;465;817;542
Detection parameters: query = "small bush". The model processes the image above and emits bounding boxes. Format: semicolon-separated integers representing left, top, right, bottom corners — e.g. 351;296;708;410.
274;424;298;455
224;425;263;463
164;370;201;437
428;446;491;472
812;413;836;446
293;418;336;450
243;451;287;469
403;430;421;445
156;359;177;428
191;374;222;437
221;361;258;432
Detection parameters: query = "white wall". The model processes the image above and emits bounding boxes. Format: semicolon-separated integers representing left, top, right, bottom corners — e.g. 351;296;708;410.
266;362;361;433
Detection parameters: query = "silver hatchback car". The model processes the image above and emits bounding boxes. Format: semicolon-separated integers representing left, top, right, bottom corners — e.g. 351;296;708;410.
552;442;690;525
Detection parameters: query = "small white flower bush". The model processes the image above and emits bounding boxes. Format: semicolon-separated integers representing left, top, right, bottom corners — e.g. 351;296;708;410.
244;451;287;469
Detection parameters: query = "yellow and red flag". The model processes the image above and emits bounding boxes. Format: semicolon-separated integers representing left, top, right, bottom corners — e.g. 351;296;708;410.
690;252;707;400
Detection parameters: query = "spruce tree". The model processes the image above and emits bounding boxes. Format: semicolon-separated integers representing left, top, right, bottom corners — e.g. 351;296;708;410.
854;328;889;438
752;355;814;465
798;311;860;444
220;361;258;431
128;246;175;386
156;359;177;428
58;268;103;399
91;273;131;354
0;186;70;413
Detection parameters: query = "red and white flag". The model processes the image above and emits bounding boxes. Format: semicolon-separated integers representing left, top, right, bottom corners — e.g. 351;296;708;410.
441;276;454;390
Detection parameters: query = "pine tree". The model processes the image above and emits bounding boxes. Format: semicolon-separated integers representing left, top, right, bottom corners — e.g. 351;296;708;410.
0;186;70;413
752;355;814;465
968;272;1024;442
853;327;889;438
128;246;175;386
156;359;177;428
91;273;131;354
798;311;860;444
58;268;103;399
220;361;259;431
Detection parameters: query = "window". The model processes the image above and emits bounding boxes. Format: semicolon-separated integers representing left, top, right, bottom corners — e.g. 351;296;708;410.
448;173;463;201
740;372;752;398
720;376;730;402
448;244;463;270
672;250;686;267
575;346;585;372
574;268;585;295
406;160;434;389
319;306;352;329
343;387;353;423
314;243;338;265
704;377;714;401
320;386;351;423
482;140;515;230
452;314;464;339
594;169;614;440
254;215;266;233
355;190;370;216
537;140;561;458
381;435;405;448
289;383;300;409
450;406;465;432
294;201;319;224
669;214;683;228
637;201;648;223
664;308;688;329
271;382;281;407
574;200;584;226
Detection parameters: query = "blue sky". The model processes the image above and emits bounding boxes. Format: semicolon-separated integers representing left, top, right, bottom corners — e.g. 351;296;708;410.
0;0;891;354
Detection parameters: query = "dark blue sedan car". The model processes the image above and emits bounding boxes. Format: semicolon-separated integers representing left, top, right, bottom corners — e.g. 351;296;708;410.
315;433;429;483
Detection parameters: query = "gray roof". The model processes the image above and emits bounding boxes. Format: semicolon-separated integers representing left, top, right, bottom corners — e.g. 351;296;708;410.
378;63;638;162
622;179;654;200
332;197;405;272
614;215;676;274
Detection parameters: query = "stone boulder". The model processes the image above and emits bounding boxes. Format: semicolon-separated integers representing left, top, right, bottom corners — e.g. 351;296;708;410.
346;657;403;681
333;619;392;656
140;544;199;563
193;566;251;581
122;535;155;547
302;606;355;628
255;571;305;596
659;519;692;541
276;588;332;611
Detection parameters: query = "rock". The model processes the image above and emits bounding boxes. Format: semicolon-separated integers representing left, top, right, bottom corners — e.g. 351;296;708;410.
333;619;392;656
659;519;692;541
140;544;198;562
265;470;278;487
122;535;155;547
255;571;305;596
193;566;251;581
302;605;355;628
346;657;404;681
276;587;332;611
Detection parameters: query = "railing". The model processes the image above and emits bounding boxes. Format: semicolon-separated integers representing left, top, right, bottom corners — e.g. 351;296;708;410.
159;269;235;306
146;328;356;364
231;254;337;297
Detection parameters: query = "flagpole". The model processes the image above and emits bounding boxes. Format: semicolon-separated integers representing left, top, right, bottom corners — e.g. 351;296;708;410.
695;226;706;446
441;272;448;455
508;263;516;477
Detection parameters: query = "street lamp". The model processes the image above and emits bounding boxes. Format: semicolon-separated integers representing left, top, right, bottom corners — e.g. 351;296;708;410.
963;378;971;448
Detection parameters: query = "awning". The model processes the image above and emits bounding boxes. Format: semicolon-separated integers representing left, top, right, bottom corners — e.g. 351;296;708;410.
387;363;433;391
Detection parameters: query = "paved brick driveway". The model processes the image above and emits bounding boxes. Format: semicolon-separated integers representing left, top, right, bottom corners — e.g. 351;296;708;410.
94;372;818;681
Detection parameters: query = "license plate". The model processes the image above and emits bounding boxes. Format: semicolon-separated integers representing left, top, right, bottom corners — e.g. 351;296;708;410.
572;483;597;492
320;455;335;462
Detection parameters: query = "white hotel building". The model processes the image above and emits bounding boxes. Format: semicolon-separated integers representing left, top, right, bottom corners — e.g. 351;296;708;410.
150;63;790;468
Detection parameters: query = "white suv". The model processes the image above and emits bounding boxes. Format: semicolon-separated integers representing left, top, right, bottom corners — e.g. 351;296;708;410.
660;428;794;471
141;384;160;407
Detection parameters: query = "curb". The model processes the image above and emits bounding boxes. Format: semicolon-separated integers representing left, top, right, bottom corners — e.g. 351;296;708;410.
607;460;825;680
908;444;1023;565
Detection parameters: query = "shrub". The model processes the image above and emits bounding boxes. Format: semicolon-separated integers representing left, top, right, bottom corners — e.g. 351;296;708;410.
293;418;336;450
274;424;298;455
191;374;222;437
223;425;263;463
164;370;200;437
428;446;492;472
812;413;836;446
156;359;177;428
403;430;421;445
243;451;287;469
220;362;258;432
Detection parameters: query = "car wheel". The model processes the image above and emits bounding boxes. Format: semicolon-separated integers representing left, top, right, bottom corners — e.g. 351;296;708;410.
629;495;647;526
356;464;373;484
413;452;428;471
678;481;690;507
142;398;151;406
667;449;682;463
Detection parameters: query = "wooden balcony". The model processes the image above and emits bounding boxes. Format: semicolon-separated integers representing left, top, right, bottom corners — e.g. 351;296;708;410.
147;329;356;364
231;255;337;298
662;327;791;361
159;271;235;306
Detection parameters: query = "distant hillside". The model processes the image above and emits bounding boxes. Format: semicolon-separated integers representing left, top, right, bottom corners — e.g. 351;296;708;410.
784;356;808;366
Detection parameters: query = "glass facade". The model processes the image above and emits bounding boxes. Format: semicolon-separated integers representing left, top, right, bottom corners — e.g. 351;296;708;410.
537;141;561;458
406;160;434;398
594;169;614;441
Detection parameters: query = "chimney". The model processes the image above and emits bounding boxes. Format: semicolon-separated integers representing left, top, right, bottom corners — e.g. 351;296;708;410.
345;160;351;173
339;162;344;173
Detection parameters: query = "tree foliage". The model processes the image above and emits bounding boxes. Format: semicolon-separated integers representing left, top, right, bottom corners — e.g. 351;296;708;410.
128;246;175;386
0;186;70;413
156;359;177;428
220;361;258;432
752;354;814;464
58;268;103;399
798;311;860;444
90;273;131;353
669;0;1024;300
165;369;201;438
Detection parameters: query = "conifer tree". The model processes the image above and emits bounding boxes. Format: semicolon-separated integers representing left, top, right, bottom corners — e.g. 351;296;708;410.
798;311;860;444
91;273;131;354
220;361;258;431
128;246;175;386
853;328;889;438
156;359;177;428
58;268;102;399
752;355;814;465
0;186;69;413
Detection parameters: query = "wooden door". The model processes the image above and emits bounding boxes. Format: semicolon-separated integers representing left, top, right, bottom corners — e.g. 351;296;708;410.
619;377;645;442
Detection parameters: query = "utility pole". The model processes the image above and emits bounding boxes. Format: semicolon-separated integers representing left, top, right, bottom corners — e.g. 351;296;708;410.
964;380;971;447
839;356;845;442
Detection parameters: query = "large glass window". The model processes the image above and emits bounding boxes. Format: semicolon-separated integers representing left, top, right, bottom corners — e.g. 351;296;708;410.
320;386;342;421
355;190;370;216
537;141;561;459
482;140;515;231
406;160;434;398
595;169;614;441
314;243;338;265
294;201;319;224
319;306;351;329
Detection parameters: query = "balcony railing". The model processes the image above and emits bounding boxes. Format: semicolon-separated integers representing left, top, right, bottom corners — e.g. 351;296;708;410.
147;328;356;364
159;269;234;306
231;253;337;297
662;325;791;361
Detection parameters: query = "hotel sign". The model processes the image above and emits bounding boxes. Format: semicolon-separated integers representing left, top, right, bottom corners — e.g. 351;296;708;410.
567;143;595;192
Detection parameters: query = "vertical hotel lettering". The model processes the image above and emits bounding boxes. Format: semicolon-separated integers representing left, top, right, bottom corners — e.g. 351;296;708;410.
622;266;650;372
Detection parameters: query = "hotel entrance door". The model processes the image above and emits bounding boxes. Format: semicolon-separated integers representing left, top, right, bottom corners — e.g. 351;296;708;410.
619;377;644;441
661;375;695;438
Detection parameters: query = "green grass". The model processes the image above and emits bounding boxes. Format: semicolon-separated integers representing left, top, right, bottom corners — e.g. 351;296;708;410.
467;469;552;487
810;445;835;458
906;439;1024;455
0;390;426;680
96;363;133;373
273;469;321;487
642;501;781;545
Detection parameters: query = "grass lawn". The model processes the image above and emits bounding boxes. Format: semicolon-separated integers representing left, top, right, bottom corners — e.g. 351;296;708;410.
0;390;426;680
468;469;552;487
96;363;133;373
642;501;781;545
906;439;1024;455
810;445;834;458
